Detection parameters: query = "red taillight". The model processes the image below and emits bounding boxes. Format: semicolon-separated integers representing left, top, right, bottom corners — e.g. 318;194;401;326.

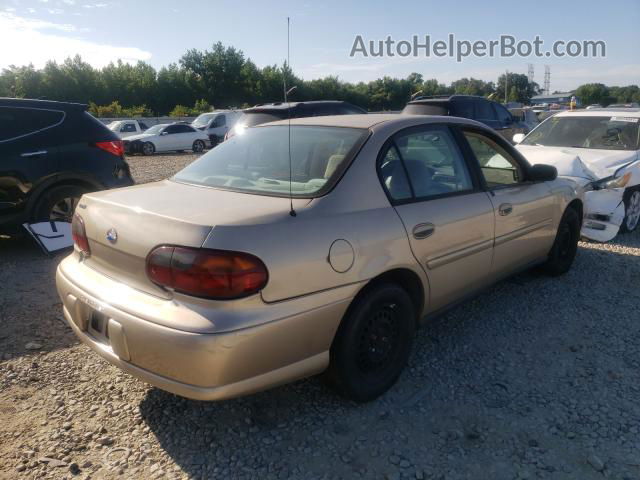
71;214;90;255
95;140;124;157
146;246;268;299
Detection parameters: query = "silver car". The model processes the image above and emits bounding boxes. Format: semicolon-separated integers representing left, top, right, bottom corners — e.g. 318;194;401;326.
57;114;581;402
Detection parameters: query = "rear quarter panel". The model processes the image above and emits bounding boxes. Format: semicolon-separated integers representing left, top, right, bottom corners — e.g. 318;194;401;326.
200;133;429;309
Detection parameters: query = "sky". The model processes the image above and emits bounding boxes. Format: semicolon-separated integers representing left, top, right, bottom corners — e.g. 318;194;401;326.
0;0;639;91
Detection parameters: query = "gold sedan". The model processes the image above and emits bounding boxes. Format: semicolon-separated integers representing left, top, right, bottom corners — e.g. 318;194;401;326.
57;114;582;402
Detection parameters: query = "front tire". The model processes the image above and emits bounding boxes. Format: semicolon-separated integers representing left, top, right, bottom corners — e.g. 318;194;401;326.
325;283;415;402
620;188;640;233
192;140;205;153
142;142;155;156
542;207;580;276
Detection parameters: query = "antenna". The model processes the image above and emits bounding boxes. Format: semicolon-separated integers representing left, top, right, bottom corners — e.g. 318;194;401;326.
285;17;296;217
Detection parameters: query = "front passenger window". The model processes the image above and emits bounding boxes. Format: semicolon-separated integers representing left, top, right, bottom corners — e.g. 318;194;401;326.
463;131;522;187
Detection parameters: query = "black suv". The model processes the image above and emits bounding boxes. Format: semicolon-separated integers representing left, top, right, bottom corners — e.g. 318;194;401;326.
0;98;133;233
402;95;529;143
226;100;367;140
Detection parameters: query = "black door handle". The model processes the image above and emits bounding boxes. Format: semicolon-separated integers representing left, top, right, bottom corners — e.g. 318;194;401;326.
499;203;513;216
412;223;435;239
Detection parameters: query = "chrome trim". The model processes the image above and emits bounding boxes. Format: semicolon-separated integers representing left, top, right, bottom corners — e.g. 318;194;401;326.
494;219;552;247
20;150;47;157
426;238;494;269
0;106;66;144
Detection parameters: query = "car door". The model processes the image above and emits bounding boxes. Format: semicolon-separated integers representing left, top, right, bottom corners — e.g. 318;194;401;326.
178;124;198;148
459;127;557;277
158;125;180;150
210;114;227;138
378;124;495;312
0;106;62;222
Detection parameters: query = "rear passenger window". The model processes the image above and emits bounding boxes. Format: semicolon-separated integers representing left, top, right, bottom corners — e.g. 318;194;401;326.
378;145;412;201
0;107;64;142
394;127;473;198
379;127;474;202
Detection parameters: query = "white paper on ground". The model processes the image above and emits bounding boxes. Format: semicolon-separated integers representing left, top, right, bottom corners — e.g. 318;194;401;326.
22;221;73;253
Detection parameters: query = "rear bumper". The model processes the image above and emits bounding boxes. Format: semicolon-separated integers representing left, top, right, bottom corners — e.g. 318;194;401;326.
56;256;354;401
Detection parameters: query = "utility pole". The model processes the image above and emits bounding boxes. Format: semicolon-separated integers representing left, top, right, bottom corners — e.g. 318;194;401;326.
504;70;508;104
527;63;534;83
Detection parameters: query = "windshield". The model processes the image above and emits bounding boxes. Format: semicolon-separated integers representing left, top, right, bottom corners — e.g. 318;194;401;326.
193;113;216;127
107;121;120;130
145;124;165;135
522;115;640;151
173;125;368;197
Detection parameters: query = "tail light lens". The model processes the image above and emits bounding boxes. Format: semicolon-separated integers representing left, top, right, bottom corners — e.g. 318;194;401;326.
146;246;268;300
94;140;125;157
71;214;90;255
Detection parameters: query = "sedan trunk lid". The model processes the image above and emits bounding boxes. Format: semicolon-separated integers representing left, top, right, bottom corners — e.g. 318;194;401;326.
78;180;302;298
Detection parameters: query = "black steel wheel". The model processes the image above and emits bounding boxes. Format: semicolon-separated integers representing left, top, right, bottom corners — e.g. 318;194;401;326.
325;283;415;402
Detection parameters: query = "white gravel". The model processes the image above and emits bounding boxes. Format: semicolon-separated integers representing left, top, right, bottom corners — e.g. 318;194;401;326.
1;153;639;479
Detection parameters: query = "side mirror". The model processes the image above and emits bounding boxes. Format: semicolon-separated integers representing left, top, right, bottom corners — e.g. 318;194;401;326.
160;131;168;136
512;133;525;144
528;164;557;182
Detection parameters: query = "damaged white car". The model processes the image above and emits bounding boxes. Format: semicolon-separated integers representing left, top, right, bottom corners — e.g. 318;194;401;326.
513;110;640;242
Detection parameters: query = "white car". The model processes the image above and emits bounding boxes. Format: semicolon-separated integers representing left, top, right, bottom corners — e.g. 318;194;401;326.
107;119;149;138
191;110;242;147
513;109;640;241
124;123;209;156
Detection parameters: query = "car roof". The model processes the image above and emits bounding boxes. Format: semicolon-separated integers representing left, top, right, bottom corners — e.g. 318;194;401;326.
0;97;87;111
408;95;483;104
263;113;486;130
245;100;359;112
553;108;640;117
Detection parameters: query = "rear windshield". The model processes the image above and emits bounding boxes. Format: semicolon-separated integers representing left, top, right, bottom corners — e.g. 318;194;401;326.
173;125;368;197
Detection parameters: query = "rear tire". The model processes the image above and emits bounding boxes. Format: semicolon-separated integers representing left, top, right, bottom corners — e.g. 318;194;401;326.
325;283;415;402
542;207;580;276
32;185;88;223
142;142;155;156
192;140;205;153
620;188;640;233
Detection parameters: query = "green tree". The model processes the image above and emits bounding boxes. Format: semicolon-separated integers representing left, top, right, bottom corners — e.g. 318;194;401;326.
495;73;540;103
575;83;610;106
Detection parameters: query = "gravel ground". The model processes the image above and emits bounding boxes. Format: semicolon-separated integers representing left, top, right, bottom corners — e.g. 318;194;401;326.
1;153;639;480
